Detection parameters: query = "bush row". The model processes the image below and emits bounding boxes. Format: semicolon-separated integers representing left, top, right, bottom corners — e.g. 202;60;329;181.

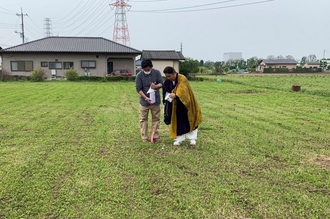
263;67;322;73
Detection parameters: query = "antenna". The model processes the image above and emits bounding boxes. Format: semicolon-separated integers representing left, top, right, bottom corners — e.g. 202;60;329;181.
16;8;28;43
110;0;131;46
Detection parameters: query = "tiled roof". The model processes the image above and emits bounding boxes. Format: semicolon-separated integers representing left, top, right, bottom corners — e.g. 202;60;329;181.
141;50;185;60
262;59;298;65
1;37;141;54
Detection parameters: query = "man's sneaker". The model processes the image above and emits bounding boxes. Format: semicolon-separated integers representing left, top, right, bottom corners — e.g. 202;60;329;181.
190;140;196;146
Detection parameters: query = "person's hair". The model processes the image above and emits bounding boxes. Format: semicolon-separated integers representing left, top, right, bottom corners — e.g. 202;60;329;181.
163;66;176;74
141;59;153;69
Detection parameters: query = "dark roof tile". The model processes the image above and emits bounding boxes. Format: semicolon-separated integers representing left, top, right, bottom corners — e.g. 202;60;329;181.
262;59;298;65
141;50;185;60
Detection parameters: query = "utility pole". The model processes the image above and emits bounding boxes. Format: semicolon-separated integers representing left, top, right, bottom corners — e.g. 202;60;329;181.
16;8;28;44
44;18;52;37
110;0;131;46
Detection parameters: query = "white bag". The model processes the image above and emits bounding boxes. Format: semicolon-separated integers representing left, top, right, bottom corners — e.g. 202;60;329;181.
147;87;156;103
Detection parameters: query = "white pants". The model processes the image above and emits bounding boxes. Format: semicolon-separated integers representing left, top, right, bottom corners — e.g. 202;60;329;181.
175;128;198;142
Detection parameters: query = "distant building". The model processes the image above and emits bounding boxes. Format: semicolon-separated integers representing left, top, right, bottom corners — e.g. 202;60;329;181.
223;52;242;62
257;59;298;72
303;62;320;69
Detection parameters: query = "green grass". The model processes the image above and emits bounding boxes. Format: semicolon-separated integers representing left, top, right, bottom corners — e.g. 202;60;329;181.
0;76;329;218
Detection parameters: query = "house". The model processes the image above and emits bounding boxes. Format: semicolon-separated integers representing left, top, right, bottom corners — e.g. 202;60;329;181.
257;59;298;72
303;62;320;69
140;50;185;75
0;36;141;78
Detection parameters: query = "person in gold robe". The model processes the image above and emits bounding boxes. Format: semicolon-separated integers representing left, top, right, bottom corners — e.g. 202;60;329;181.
162;66;202;145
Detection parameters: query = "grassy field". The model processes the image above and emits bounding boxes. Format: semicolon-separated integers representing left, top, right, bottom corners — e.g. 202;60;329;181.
0;75;329;218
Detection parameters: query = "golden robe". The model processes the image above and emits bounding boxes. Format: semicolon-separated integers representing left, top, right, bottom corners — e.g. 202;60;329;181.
169;74;202;138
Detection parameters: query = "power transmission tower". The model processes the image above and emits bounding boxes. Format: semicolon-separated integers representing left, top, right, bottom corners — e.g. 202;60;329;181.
16;8;28;43
44;18;53;37
110;0;131;46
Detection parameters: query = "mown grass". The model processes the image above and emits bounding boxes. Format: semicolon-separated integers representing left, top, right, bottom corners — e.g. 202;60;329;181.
0;76;329;218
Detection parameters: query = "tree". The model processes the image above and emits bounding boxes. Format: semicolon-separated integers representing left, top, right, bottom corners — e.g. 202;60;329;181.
246;56;259;72
236;59;247;69
277;55;284;59
286;55;295;60
179;58;199;76
214;61;223;68
267;55;276;60
214;66;223;75
204;60;215;70
307;54;317;62
199;60;204;66
300;56;307;66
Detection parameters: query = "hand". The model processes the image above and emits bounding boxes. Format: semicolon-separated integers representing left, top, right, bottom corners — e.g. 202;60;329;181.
150;82;158;90
169;93;176;99
145;97;154;104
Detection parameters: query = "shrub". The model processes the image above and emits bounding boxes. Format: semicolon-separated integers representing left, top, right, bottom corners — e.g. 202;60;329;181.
104;76;136;82
30;68;45;82
0;70;12;81
78;76;104;81
65;68;79;81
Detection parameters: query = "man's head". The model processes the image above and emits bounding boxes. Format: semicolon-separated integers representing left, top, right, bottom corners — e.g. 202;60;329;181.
163;66;177;81
141;59;153;74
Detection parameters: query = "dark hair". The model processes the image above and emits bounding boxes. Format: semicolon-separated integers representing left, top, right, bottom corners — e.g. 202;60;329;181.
141;59;153;69
163;66;176;74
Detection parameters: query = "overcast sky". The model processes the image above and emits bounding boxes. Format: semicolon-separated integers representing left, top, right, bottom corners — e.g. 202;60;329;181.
1;0;329;61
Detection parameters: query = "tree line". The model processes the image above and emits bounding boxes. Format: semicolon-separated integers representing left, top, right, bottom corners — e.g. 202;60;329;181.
179;54;328;75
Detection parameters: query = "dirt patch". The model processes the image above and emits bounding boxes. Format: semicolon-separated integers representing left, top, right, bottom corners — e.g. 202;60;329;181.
223;89;269;94
309;156;330;169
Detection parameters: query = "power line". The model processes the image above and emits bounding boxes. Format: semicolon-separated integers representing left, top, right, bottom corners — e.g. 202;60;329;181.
133;0;238;12
75;8;115;36
0;6;16;15
59;0;106;35
52;0;87;24
0;22;18;29
130;0;275;13
53;0;101;34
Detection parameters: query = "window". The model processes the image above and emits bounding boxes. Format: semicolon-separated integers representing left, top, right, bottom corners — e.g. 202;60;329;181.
63;62;74;69
11;61;33;71
49;62;62;69
81;60;96;68
41;62;48;67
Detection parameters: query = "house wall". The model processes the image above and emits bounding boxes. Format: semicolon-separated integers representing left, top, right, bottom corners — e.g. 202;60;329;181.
151;60;180;76
303;64;320;68
1;53;136;78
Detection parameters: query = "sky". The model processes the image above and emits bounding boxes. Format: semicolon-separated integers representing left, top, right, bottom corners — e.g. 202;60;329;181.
0;0;329;61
